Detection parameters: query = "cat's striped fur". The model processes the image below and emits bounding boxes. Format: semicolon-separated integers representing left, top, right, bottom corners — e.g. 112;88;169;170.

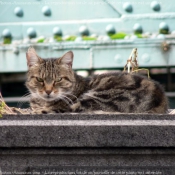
26;47;168;114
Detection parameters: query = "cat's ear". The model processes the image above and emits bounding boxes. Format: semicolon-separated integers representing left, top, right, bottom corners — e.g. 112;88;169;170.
59;51;73;68
26;47;42;68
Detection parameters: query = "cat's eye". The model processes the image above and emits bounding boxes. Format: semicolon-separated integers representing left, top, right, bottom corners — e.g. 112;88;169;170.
36;77;44;82
55;77;62;82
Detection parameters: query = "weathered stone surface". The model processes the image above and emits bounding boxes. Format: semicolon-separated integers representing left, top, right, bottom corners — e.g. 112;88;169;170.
0;114;175;174
1;148;175;174
0;114;175;147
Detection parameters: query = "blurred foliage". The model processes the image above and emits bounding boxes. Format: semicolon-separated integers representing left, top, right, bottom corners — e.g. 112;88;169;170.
0;101;5;117
65;36;77;41
159;29;169;34
3;37;12;44
37;38;45;43
82;36;97;41
54;35;63;42
109;32;127;39
135;34;144;38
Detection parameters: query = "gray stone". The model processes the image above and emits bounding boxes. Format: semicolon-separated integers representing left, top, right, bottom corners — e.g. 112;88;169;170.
0;114;175;147
0;114;175;174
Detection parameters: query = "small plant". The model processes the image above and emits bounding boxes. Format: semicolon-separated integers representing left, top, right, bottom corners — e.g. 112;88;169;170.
0;101;5;117
123;48;150;79
135;34;143;38
3;37;12;44
65;36;77;41
54;35;62;42
82;36;96;41
0;92;16;116
37;38;45;43
109;32;127;39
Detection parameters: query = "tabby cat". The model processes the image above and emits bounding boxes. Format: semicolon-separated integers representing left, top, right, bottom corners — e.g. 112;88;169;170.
26;47;168;114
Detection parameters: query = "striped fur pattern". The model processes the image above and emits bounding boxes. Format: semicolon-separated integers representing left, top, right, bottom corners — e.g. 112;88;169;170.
26;47;168;114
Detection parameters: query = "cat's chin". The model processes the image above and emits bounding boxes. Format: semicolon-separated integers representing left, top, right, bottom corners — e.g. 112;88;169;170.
42;96;57;101
35;94;57;102
43;98;53;101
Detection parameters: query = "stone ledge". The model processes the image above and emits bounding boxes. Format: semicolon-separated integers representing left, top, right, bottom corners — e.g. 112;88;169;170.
1;114;175;174
0;114;175;147
1;147;175;174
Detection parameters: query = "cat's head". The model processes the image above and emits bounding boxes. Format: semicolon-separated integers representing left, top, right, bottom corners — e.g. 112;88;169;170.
25;47;75;101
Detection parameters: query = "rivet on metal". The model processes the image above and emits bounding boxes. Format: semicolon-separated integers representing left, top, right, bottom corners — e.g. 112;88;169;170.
79;26;89;36
114;54;122;64
157;34;165;39
13;47;19;55
2;29;11;38
103;36;111;41
130;35;138;39
106;24;116;35
159;22;169;34
151;1;161;11
123;2;133;13
27;28;37;38
53;27;62;36
14;7;23;17
42;6;51;16
141;54;150;63
133;23;143;34
75;37;83;42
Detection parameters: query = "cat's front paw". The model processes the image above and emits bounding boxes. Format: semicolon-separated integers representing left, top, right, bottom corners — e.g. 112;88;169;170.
70;101;82;112
31;107;66;114
31;108;51;114
31;109;43;114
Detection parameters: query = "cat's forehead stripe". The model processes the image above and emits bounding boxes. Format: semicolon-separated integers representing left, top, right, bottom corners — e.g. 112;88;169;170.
39;59;57;78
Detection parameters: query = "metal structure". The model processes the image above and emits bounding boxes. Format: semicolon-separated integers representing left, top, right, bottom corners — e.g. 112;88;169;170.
0;0;175;72
0;0;175;107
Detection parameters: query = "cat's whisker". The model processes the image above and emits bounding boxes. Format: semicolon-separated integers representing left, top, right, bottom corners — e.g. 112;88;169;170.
62;93;78;101
84;93;98;100
17;93;31;108
58;96;70;105
17;99;30;109
17;96;30;108
60;94;73;104
18;99;30;109
18;92;30;99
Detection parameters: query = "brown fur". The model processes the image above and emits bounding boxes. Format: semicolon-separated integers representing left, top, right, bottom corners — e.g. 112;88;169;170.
25;47;169;114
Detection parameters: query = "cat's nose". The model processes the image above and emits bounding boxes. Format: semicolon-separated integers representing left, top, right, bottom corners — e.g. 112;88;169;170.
45;90;52;95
